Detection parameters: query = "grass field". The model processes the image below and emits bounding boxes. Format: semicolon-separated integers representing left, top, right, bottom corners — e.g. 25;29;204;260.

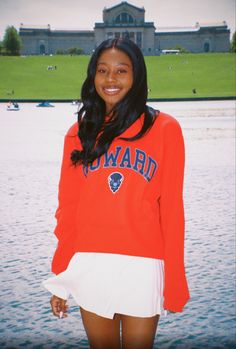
0;53;235;99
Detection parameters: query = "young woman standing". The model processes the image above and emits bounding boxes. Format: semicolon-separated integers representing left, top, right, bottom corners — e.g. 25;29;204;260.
43;38;190;349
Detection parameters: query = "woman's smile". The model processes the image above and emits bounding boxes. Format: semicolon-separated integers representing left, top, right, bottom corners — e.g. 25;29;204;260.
103;87;121;95
94;48;133;113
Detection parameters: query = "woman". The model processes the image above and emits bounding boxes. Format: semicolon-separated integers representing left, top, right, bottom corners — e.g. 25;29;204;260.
43;38;190;349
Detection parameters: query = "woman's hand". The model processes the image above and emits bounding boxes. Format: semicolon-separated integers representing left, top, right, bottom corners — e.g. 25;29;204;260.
50;295;69;318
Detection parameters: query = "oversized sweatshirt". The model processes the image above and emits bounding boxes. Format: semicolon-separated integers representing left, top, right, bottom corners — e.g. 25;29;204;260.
51;111;190;312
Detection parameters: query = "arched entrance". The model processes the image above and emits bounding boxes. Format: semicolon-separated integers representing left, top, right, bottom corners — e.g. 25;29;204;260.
39;44;46;54
204;42;210;52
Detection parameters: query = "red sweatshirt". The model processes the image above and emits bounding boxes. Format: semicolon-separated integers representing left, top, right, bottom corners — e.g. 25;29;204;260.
51;111;190;312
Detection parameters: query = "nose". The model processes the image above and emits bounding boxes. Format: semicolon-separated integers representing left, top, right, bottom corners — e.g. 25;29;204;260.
106;71;116;82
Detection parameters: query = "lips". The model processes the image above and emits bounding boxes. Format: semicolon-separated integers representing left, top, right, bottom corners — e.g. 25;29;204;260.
103;87;121;95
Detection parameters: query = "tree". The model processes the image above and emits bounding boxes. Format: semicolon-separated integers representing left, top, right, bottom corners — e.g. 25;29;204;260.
167;45;189;53
56;48;66;55
231;31;236;52
3;26;22;55
0;41;3;54
75;47;84;55
174;45;189;53
67;47;77;55
67;47;84;55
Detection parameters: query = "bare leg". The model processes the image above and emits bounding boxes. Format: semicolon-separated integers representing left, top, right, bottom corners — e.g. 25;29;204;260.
121;313;160;349
80;306;121;349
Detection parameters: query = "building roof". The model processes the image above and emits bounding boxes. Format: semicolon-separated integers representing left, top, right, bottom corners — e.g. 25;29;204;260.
52;29;93;33
20;23;50;30
197;21;228;28
94;22;155;29
19;20;229;37
156;21;229;33
19;24;93;33
156;26;198;33
104;1;144;12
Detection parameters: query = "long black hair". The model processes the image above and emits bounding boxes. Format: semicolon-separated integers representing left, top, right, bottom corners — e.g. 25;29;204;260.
71;38;159;167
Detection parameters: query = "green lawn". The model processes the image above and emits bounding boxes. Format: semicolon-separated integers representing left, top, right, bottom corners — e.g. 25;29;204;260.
0;53;235;99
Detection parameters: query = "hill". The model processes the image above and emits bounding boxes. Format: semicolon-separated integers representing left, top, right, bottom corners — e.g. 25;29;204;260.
0;53;235;100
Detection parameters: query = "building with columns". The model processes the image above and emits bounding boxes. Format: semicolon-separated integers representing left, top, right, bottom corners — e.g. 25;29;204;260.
19;1;230;55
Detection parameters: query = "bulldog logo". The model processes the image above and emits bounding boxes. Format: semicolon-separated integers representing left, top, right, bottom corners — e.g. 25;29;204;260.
108;172;124;194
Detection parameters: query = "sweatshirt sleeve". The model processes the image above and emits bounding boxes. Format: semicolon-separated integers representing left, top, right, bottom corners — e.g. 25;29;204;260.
51;125;80;275
159;118;190;312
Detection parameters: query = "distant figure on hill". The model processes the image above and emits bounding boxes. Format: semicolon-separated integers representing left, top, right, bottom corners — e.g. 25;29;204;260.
47;65;57;71
6;89;14;96
192;88;197;94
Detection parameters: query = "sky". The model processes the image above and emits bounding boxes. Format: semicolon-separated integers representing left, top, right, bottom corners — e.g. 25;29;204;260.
0;0;235;40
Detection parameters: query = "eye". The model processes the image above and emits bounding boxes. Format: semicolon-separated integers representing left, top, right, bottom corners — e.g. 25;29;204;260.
97;68;106;74
117;69;127;74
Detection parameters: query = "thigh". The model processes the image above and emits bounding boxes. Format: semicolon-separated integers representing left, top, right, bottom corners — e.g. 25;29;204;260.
80;306;121;349
121;313;160;349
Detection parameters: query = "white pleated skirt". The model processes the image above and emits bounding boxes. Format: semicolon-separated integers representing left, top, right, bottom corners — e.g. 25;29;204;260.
42;252;167;319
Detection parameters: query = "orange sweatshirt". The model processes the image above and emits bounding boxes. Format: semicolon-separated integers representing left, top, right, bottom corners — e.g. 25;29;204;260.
51;111;190;312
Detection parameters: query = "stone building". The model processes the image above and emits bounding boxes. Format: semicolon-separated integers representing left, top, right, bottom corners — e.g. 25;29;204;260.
19;1;230;55
19;25;94;55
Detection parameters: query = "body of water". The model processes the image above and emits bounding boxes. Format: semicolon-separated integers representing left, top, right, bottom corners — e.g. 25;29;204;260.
0;100;235;348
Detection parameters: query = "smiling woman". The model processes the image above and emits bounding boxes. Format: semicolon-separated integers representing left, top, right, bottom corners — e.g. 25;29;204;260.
94;48;133;114
71;38;157;168
42;37;190;349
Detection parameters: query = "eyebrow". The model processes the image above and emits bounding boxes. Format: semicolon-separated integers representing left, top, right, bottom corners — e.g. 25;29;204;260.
97;62;131;67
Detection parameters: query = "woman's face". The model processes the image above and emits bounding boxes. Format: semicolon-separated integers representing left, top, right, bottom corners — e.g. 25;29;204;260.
94;48;133;114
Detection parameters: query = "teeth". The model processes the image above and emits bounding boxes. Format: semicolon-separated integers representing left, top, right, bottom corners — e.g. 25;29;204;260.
104;88;120;92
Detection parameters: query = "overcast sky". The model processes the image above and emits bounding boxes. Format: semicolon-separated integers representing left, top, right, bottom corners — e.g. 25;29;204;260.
0;0;235;40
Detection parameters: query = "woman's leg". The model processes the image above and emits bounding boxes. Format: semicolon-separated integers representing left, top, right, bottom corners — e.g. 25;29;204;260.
80;306;121;349
120;313;160;349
